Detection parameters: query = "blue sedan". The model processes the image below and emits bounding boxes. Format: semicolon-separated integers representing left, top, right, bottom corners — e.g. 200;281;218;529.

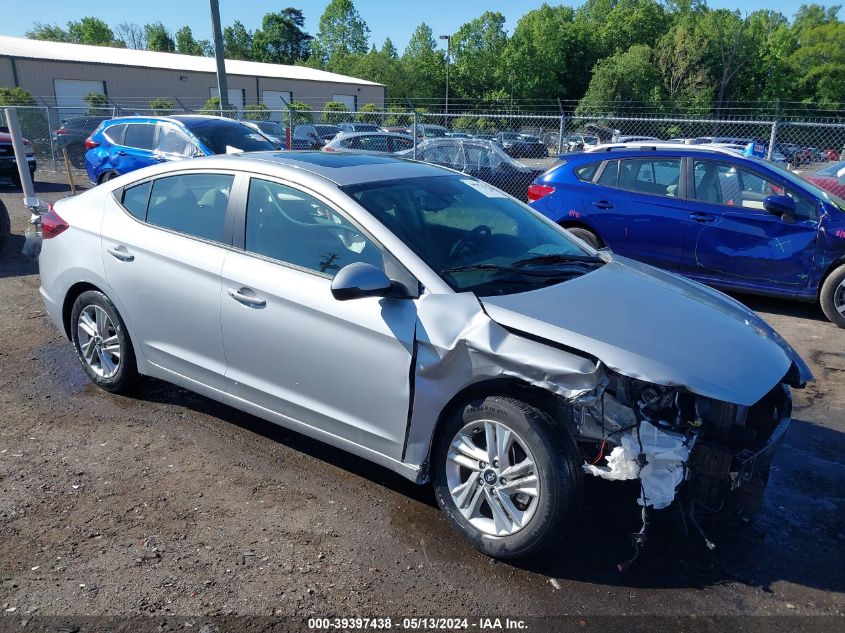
529;144;845;327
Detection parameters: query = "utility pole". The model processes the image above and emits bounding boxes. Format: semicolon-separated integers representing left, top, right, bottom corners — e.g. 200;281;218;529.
439;34;451;116
209;0;230;115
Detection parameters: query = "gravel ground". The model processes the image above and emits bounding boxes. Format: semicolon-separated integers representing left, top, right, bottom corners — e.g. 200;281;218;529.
0;174;843;627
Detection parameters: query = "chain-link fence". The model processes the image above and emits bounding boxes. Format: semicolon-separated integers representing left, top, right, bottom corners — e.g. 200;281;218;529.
3;102;844;200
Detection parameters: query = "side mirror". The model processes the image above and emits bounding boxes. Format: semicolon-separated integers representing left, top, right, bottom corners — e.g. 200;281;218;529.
763;194;796;221
331;262;400;301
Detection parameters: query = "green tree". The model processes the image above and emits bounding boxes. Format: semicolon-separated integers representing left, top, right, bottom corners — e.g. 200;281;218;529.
384;104;412;126
67;17;122;46
321;101;351;123
83;92;110;115
144;22;175;52
26;23;69;42
0;87;36;106
789;9;845;105
313;0;370;67
201;96;236;117
503;4;596;101
577;44;665;113
223;20;254;60
175;26;211;56
599;0;670;54
149;97;177;115
288;100;314;125
252;8;312;64
451;11;509;100
400;23;446;100
655;22;711;110
354;102;382;124
243;103;271;120
696;9;751;113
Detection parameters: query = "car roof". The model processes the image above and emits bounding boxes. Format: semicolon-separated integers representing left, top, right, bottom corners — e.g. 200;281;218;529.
582;142;748;158
210;151;454;186
332;131;411;139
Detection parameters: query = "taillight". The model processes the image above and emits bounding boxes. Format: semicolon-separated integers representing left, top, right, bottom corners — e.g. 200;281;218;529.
322;146;335;152
41;206;69;239
84;137;99;150
55;129;68;135
527;184;555;202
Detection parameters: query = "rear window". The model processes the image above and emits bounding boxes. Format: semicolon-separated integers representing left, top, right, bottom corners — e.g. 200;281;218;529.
181;120;275;154
103;124;126;145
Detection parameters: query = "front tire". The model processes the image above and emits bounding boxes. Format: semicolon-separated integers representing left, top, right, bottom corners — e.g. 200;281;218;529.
70;290;138;393
432;396;582;560
820;264;845;328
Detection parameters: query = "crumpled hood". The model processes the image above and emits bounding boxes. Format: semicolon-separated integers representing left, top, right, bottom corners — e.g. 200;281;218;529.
480;254;813;406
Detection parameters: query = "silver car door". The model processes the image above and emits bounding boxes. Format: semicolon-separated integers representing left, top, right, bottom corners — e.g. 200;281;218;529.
101;171;235;391
220;176;418;459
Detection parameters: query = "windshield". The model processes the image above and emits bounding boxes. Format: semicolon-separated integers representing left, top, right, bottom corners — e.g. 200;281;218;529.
815;161;845;177
255;121;284;135
183;119;276;154
344;175;600;295
749;156;845;210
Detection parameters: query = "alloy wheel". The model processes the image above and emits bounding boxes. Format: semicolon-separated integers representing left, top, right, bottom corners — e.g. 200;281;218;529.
445;419;540;537
836;279;845;316
76;305;121;379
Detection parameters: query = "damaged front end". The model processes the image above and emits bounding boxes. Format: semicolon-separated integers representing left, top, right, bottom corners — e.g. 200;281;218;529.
575;372;793;518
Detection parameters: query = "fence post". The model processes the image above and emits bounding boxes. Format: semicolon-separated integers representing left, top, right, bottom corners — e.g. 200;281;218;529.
767;99;780;161
556;98;566;155
407;98;418;160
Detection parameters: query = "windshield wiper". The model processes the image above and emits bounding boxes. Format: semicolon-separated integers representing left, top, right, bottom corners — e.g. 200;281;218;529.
440;263;585;278
511;253;603;267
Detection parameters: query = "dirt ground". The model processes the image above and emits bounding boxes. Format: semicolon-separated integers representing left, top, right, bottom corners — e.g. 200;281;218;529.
0;173;843;628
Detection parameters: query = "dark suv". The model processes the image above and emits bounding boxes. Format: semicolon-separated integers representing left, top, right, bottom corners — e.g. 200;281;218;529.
54;116;110;167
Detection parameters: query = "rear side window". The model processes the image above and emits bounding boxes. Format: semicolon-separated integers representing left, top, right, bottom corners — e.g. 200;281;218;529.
391;137;413;152
575;162;599;183
597;160;618;186
123;124;156;150
121;181;152;220
619;158;681;197
145;173;234;242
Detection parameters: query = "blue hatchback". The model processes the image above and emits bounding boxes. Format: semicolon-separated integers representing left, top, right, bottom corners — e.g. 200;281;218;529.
85;115;276;184
529;144;845;327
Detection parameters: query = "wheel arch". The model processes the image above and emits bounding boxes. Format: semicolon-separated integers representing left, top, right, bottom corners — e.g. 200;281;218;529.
558;220;604;246
424;376;572;478
62;281;102;339
818;254;845;300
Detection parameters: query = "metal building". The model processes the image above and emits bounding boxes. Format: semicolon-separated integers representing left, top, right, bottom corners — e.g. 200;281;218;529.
0;35;385;121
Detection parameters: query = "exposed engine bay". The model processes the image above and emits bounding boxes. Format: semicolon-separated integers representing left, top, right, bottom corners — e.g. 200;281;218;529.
570;372;792;566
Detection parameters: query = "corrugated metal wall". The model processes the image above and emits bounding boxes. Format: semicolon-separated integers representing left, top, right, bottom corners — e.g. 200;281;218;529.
2;58;385;110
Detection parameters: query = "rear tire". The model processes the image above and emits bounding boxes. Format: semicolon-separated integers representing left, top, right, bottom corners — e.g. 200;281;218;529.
0;199;9;252
432;396;582;560
820;264;845;328
566;226;602;249
70;290;139;393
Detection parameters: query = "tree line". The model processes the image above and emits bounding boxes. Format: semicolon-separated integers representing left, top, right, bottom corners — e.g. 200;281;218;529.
23;0;845;114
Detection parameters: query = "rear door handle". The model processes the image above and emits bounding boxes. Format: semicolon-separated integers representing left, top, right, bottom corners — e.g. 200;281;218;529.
227;287;266;308
115;150;126;156
689;212;716;223
592;200;614;210
107;245;134;262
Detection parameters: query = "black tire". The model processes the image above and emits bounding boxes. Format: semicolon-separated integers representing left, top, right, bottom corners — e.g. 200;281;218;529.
820;264;845;328
432;396;583;560
0;199;9;252
70;290;139;393
100;171;116;184
566;226;602;249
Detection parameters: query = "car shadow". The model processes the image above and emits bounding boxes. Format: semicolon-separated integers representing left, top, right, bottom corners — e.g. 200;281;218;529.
0;233;38;279
731;292;828;323
133;377;845;595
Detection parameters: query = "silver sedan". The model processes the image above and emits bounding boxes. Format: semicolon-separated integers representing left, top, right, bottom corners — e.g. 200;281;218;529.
35;152;812;560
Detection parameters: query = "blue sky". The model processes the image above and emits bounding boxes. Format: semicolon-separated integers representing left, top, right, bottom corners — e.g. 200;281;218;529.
3;0;841;53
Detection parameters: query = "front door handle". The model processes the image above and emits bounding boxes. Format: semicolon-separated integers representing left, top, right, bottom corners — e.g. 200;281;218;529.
107;245;134;262
689;212;716;223
227;287;267;308
115;150;126;157
592;200;614;210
